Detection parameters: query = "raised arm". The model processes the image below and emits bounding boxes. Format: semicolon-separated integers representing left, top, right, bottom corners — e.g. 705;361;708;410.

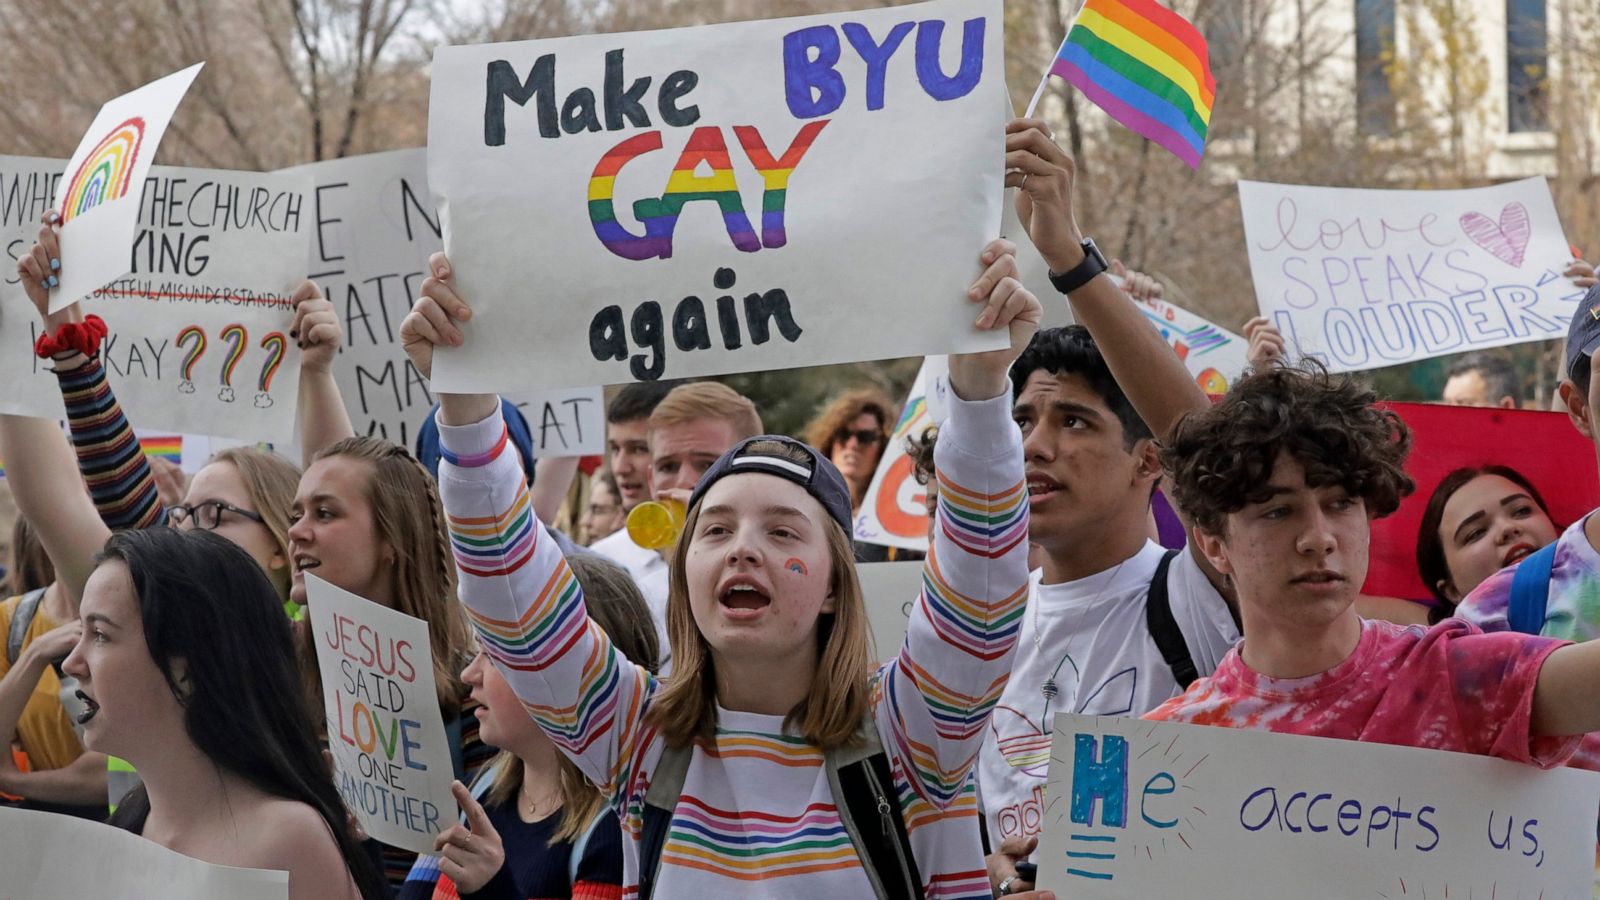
877;239;1036;810
291;280;357;466
18;212;163;532
403;252;655;798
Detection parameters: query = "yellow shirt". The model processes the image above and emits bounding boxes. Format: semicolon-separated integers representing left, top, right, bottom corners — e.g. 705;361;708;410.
0;593;85;771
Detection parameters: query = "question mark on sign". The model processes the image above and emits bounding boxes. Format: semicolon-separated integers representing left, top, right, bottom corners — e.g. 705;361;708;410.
175;326;206;394
255;332;286;408
217;324;246;403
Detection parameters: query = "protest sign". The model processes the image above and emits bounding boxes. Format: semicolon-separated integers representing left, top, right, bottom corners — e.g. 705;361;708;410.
1036;714;1600;898
306;573;458;854
0;156;308;444
1137;297;1249;396
52;63;203;312
858;559;925;662
426;0;1009;393
1364;402;1600;601
0;806;288;899
283;148;604;454
1239;178;1583;373
854;357;948;552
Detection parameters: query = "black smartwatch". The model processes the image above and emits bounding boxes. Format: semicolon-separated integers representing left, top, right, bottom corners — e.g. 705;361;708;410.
1047;237;1108;295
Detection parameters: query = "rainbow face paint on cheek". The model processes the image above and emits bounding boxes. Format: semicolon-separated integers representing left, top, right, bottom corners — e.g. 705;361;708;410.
785;558;808;576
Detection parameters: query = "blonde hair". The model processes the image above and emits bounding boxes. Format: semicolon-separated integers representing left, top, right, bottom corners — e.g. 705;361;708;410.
483;553;661;842
206;448;300;600
314;437;470;716
647;440;872;750
648;382;763;440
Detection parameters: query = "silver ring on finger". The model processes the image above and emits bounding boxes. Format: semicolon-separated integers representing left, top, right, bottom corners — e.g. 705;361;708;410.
1020;173;1029;190
997;875;1016;896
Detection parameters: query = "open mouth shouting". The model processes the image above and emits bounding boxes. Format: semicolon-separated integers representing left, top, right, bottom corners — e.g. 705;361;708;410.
717;575;772;620
75;689;100;725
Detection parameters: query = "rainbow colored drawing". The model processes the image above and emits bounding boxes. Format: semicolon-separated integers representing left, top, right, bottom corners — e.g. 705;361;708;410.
732;121;828;250
218;324;247;386
60;117;147;223
588;128;762;260
175;325;207;381
138;435;183;464
257;332;286;392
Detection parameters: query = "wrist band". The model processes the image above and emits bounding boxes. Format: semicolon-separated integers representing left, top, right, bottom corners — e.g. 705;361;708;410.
438;422;509;469
34;315;108;360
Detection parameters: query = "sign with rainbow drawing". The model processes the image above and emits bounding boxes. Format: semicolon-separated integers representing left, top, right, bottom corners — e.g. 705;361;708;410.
307;573;458;855
426;0;1009;393
853;356;947;553
1035;714;1600;898
0;156;309;444
52;63;203;313
280;148;606;455
1136;297;1249;397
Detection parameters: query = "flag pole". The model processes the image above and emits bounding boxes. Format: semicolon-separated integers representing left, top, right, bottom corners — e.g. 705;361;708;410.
1023;1;1084;118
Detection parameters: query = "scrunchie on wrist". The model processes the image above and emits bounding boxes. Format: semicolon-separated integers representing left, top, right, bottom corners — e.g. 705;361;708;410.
33;314;108;359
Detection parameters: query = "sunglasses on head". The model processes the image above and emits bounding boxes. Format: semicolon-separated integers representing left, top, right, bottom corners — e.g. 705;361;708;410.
835;428;882;446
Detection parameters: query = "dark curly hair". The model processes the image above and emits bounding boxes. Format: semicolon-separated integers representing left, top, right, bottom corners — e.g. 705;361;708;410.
1161;363;1414;536
906;426;938;486
1010;325;1152;449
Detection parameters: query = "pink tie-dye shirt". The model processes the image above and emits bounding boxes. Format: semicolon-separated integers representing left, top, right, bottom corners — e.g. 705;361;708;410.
1146;618;1578;768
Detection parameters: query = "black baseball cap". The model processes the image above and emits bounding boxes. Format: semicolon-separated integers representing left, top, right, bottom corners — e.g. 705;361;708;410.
1567;284;1600;381
687;435;854;537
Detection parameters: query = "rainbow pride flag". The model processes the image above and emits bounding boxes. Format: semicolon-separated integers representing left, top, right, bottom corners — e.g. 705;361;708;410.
138;435;183;464
1048;0;1214;169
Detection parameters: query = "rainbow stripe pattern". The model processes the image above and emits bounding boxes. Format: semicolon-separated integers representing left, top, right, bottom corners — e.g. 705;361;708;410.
175;325;206;380
731;121;828;250
56;358;165;529
218;324;247;386
437;388;1030;899
60;117;147;223
137;435;183;464
257;332;287;392
1051;0;1214;169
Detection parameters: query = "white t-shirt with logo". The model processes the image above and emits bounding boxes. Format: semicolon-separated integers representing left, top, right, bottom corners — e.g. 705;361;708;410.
976;539;1239;849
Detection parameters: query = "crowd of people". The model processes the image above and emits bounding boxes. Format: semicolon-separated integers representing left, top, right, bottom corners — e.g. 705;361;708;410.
3;114;1600;900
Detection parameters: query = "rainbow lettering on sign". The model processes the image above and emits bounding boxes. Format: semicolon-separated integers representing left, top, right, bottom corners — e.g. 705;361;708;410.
733;121;828;249
257;332;286;393
176;325;207;381
60;117;147;224
218;324;247;387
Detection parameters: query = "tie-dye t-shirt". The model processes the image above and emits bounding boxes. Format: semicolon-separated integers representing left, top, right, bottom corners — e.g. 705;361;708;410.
1458;514;1600;641
1145;618;1577;768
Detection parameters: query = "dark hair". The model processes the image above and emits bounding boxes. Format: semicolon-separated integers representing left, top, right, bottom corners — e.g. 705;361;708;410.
99;528;384;899
607;380;683;424
1161;362;1414;536
1416;465;1553;618
1446;352;1521;405
1573;353;1593;399
1010;325;1153;449
906;427;938;486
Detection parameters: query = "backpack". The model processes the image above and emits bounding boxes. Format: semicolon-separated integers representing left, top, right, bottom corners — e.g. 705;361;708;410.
1506;542;1560;636
636;721;924;900
4;589;47;666
1145;550;1203;689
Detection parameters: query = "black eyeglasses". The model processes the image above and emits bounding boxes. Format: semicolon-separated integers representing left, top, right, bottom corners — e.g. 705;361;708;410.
835;428;882;447
169;501;266;531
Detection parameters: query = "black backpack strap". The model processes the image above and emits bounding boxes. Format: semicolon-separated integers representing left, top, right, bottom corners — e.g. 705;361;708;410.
1144;550;1199;689
637;742;693;900
837;750;925;900
6;589;47;666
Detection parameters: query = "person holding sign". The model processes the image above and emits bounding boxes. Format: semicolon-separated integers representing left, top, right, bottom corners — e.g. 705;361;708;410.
403;239;1044;900
402;554;660;900
60;527;385;899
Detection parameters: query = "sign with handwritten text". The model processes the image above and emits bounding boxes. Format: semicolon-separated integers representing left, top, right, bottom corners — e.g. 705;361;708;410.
1138;298;1249;396
307;573;458;854
1036;715;1600;898
1239;178;1583;373
426;0;1009;392
282;149;604;454
0;806;288;899
0;156;306;444
854;358;948;552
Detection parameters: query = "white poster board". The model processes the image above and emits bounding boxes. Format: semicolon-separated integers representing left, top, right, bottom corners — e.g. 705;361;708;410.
306;573;459;854
0;806;288;899
282;149;604;454
854;357;948;552
1137;298;1250;396
859;559;925;663
1239;178;1583;373
426;0;1009;392
53;63;203;312
0;157;307;444
1037;714;1600;898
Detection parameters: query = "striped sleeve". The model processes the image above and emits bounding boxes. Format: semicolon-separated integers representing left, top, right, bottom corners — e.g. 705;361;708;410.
875;376;1029;811
436;404;658;799
54;357;165;530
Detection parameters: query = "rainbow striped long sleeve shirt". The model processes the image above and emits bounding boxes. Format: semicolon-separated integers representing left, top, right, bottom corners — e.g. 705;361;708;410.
56;357;165;529
438;381;1029;900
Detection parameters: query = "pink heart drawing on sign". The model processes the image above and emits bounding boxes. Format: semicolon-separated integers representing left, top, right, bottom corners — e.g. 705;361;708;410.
1460;203;1531;268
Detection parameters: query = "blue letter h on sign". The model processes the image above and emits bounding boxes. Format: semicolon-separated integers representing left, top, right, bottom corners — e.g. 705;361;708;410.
1070;734;1129;828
